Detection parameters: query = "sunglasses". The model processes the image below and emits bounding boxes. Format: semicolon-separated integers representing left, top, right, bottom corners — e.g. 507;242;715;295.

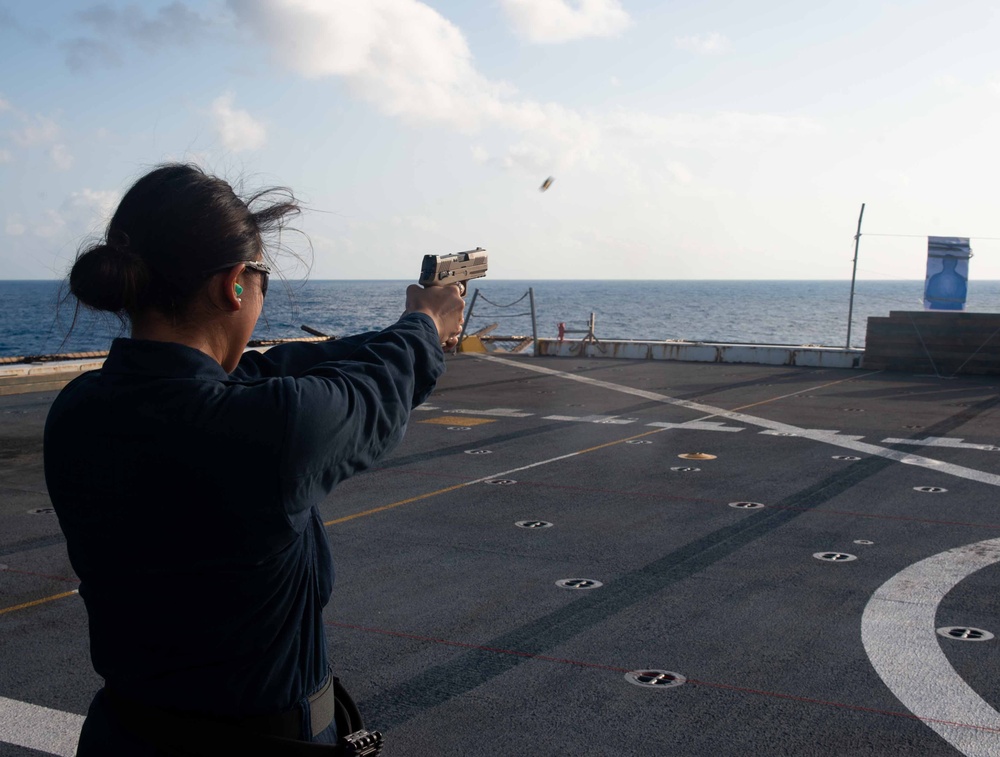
205;260;271;298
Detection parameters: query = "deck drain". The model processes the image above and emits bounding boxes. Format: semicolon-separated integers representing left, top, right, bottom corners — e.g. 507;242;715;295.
464;449;492;455
27;508;56;515
626;440;652;445
485;479;517;486
843;408;864;412
832;455;861;461
447;426;472;432
814;552;857;562
937;626;994;642
556;578;603;590
853;539;875;545
625;670;686;689
729;501;765;510
670;466;700;473
679;453;716;460
914;486;947;493
515;520;553;529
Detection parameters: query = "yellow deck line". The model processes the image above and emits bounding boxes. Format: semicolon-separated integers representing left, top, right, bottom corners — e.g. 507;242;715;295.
728;371;883;413
324;427;665;527
0;590;78;617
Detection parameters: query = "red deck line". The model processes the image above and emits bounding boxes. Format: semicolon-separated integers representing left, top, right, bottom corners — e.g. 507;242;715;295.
327;619;1000;735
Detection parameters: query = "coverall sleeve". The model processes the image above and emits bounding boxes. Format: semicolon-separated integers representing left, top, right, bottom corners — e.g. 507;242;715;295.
231;332;379;380
274;313;445;514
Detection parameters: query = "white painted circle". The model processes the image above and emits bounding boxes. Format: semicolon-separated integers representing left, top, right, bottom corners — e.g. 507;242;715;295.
626;440;652;445
862;537;1000;753
484;479;517;486
447;426;472;432
854;540;875;546
913;486;948;493
670;466;700;472
729;501;765;510
464;449;492;455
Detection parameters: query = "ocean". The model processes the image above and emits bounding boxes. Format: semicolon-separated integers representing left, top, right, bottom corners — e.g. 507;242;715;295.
2;279;1000;358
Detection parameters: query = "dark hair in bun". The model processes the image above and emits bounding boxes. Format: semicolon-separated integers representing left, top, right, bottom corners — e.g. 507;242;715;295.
69;163;299;320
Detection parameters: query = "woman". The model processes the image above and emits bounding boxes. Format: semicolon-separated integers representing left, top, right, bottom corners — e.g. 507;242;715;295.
43;164;465;754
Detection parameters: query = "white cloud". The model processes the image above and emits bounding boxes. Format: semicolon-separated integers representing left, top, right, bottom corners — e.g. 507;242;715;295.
0;96;10;112
5;214;25;236
231;1;821;177
674;32;730;55
610;75;621;87
10;114;60;146
34;209;67;238
49;143;74;170
471;145;490;163
68;188;119;224
230;0;513;131
211;93;267;152
502;142;553;173
500;0;631;43
602;109;823;149
667;162;694;184
0;148;11;163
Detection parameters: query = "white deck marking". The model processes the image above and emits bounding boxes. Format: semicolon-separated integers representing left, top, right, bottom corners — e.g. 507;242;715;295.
0;696;83;756
645;420;744;432
861;539;1000;755
447;407;535;418
543;414;635;425
882;437;1000;452
477;355;1000;488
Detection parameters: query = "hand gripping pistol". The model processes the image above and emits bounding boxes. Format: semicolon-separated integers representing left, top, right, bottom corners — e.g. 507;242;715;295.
418;248;488;296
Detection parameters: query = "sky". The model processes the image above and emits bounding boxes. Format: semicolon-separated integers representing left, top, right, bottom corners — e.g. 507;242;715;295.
0;0;998;281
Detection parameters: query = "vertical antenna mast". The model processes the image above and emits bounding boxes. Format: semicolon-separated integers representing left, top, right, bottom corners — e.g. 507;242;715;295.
846;203;865;349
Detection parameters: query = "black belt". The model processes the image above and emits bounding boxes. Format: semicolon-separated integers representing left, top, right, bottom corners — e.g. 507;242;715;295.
104;675;381;756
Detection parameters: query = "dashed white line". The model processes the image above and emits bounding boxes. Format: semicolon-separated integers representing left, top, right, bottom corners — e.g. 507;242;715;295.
882;437;999;452
476;355;1000;488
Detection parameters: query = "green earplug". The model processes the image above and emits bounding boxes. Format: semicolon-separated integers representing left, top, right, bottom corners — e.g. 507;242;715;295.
234;283;244;296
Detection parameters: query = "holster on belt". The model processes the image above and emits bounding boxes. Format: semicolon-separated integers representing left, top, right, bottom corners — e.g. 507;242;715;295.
104;676;383;757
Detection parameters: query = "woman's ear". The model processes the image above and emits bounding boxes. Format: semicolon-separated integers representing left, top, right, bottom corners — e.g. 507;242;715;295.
221;264;244;311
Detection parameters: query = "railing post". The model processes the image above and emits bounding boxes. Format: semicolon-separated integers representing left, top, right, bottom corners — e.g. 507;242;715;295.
456;288;479;353
529;287;538;356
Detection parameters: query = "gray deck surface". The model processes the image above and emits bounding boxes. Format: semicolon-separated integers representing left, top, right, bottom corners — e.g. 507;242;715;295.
2;353;1000;756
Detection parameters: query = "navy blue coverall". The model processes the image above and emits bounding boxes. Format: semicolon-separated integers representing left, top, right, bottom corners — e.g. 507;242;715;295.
43;313;444;754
